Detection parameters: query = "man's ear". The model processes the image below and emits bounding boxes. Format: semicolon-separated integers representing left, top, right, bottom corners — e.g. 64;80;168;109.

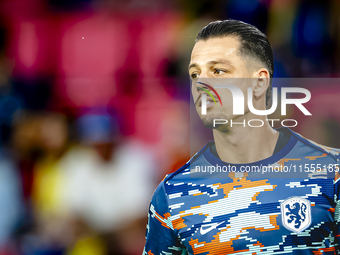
252;68;270;98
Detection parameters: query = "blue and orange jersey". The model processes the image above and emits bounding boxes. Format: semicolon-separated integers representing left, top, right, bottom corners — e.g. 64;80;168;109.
143;128;340;255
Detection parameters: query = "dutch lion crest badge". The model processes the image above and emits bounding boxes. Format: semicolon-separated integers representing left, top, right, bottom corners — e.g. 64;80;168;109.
280;197;312;233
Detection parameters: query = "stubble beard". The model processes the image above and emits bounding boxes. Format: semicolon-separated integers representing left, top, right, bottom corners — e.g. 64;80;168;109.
199;112;228;129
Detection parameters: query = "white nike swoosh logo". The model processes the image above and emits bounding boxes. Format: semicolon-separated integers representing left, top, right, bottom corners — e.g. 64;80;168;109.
200;221;225;235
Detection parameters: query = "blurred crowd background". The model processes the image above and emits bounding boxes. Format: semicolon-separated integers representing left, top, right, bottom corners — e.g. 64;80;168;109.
0;0;340;254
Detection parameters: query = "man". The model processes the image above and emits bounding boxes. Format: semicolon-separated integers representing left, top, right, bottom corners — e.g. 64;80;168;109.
143;19;340;254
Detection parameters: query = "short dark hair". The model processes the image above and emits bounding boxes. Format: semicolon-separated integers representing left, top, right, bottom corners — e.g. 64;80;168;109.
196;19;274;107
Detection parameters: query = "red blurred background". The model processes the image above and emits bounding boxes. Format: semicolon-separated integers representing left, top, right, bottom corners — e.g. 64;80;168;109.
0;0;340;254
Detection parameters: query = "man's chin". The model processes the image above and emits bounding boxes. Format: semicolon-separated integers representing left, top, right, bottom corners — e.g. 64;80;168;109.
200;115;228;129
201;119;215;129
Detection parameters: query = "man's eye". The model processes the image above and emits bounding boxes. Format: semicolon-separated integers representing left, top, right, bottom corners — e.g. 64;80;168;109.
214;69;226;75
191;73;199;79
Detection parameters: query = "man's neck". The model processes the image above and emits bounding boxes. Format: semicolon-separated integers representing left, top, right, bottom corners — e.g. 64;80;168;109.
212;117;279;164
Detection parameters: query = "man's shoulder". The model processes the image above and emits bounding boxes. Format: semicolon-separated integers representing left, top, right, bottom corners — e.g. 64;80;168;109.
163;141;214;183
162;159;193;184
290;129;340;159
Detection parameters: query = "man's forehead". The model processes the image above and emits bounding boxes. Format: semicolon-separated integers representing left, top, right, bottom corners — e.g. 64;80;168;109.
192;36;240;52
190;36;241;64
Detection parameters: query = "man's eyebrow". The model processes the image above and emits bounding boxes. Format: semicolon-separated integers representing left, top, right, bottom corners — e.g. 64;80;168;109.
188;63;199;70
188;60;233;70
208;60;232;66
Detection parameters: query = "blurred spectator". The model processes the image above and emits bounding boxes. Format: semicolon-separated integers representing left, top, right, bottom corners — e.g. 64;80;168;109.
0;149;22;254
12;111;157;255
0;0;340;254
12;111;70;254
59;113;156;254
